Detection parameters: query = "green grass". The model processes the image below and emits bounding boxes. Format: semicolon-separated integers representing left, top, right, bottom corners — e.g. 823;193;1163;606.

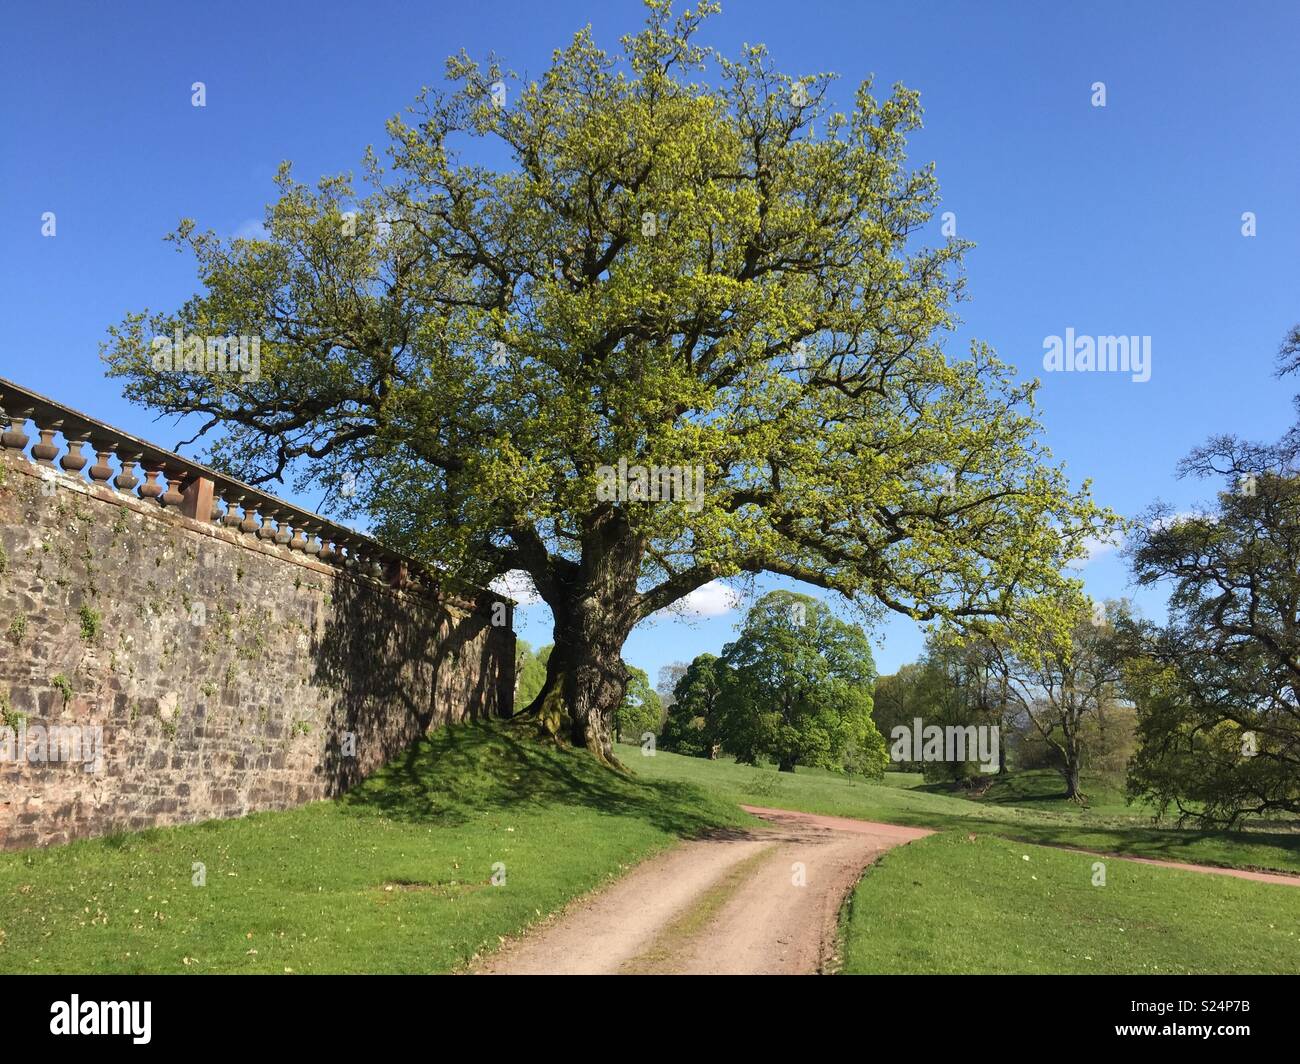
0;722;748;974
842;832;1300;974
966;767;1136;815
622;745;1300;974
621;744;1300;874
4;727;1296;975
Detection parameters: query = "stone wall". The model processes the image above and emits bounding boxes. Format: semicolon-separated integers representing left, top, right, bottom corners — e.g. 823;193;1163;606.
0;454;514;850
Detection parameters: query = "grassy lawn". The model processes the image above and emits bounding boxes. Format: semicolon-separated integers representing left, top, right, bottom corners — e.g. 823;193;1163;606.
0;723;748;974
3;728;1296;974
622;744;1300;874
625;745;1300;974
911;767;1141;817
842;832;1300;974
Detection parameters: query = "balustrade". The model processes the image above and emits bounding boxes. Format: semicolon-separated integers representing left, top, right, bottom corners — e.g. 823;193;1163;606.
0;376;502;614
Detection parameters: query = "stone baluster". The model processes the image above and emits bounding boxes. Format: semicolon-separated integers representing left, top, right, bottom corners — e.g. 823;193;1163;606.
290;521;309;553
273;512;293;547
115;451;141;493
31;418;62;467
239;500;262;537
0;404;33;458
221;493;245;530
317;533;337;563
88;438;117;488
139;461;165;503
302;523;323;557
161;466;188;509
60;425;91;476
355;545;369;575
256;505;279;543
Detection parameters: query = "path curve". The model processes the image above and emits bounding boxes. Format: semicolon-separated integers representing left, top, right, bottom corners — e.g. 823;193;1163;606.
476;808;931;975
1057;846;1300;887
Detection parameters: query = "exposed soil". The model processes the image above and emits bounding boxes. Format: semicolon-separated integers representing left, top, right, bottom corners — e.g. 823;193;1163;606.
1057;846;1300;887
476;807;932;975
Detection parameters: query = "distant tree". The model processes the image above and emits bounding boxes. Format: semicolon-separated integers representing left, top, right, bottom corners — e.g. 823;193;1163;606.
659;653;726;757
656;662;689;712
613;665;662;744
1126;449;1300;824
989;601;1129;800
910;634;1007;783
717;591;886;775
514;640;550;710
872;663;933;772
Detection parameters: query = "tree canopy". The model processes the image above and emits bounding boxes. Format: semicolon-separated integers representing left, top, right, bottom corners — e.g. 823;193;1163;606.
716;591;886;774
1127;449;1300;823
101;0;1112;763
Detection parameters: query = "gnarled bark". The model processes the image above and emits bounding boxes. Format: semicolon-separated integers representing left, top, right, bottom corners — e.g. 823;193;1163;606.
512;538;639;767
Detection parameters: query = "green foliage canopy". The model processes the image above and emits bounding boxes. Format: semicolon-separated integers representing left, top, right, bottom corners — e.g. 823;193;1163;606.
716;591;887;775
101;1;1114;760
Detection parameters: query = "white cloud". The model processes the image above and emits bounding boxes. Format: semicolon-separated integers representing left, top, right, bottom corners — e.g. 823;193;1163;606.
233;218;269;240
660;580;744;619
490;569;541;606
1067;533;1122;569
1149;510;1213;532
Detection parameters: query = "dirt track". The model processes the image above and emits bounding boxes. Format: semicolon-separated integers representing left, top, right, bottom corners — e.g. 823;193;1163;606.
476;804;1300;975
1058;847;1300;887
476;807;932;975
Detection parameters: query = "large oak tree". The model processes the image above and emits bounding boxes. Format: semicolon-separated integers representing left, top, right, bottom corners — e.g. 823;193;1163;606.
102;2;1111;764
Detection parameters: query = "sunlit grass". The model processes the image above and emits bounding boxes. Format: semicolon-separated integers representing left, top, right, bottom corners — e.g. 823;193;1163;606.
0;722;748;974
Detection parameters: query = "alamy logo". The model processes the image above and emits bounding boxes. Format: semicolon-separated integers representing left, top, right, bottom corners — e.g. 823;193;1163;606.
1042;328;1150;383
889;718;1000;774
50;996;151;1044
151;328;261;382
0;721;103;773
595;458;705;512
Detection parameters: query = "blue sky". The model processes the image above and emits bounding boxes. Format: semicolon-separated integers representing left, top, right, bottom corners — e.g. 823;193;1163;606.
2;0;1297;687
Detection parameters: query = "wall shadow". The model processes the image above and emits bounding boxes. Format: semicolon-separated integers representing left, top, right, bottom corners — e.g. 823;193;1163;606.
310;575;509;798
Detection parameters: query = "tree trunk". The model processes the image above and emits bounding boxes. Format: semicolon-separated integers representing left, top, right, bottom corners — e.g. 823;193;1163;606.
513;528;642;767
512;605;632;768
777;757;797;773
564;630;628;766
515;642;569;722
1062;735;1083;800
